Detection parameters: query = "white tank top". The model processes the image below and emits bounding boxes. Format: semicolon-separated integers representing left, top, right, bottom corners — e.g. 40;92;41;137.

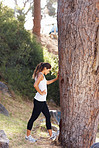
34;72;47;102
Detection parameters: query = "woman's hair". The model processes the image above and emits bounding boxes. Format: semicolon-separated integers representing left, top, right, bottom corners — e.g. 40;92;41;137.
32;62;51;79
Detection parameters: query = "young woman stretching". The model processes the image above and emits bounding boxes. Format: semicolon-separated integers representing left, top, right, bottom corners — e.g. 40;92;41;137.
25;62;59;142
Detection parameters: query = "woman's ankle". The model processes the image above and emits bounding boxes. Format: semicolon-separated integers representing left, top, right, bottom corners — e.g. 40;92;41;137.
48;129;52;137
27;129;31;137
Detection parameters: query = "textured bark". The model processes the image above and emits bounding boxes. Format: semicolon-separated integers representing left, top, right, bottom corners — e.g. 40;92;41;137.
58;0;99;148
33;0;41;36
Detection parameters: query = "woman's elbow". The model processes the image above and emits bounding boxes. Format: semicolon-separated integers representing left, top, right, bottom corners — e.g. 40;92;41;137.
34;83;36;88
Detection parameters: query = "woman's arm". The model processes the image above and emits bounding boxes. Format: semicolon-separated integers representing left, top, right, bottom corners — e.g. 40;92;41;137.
47;72;59;85
34;74;46;95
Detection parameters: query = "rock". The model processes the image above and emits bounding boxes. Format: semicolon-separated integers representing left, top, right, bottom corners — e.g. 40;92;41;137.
0;104;9;116
49;110;61;125
0;130;9;148
90;143;99;148
0;82;8;92
0;81;11;97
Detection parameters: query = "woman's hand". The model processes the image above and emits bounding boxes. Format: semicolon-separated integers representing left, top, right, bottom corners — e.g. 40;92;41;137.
47;71;59;85
41;89;46;95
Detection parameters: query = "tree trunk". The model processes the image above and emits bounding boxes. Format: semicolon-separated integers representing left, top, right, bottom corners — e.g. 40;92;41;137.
33;0;41;36
58;0;99;148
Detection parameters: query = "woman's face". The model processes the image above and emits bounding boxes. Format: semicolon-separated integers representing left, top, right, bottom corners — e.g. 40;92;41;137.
44;68;51;75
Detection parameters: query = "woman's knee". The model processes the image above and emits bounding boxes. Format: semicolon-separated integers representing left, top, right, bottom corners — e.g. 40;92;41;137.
46;112;51;120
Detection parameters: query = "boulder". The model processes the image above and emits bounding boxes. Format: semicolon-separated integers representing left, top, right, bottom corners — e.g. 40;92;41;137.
0;81;11;97
0;104;9;116
49;110;61;125
0;82;8;92
0;130;9;148
90;143;99;148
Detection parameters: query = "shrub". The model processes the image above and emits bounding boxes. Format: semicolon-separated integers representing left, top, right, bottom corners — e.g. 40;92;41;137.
0;2;60;105
0;3;43;99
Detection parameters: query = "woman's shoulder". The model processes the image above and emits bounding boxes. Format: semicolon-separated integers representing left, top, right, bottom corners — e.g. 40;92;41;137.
36;72;44;80
38;72;44;77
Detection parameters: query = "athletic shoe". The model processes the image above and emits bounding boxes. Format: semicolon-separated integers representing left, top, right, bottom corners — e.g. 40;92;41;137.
50;134;57;141
50;131;59;141
25;135;37;143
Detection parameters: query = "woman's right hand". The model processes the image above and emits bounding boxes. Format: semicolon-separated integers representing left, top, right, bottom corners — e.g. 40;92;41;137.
41;90;46;95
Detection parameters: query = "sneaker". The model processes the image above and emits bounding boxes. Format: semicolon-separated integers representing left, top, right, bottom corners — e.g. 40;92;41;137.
25;135;37;143
50;130;59;141
50;134;57;141
50;131;56;141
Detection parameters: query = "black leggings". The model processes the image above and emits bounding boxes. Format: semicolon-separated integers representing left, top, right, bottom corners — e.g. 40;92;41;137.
27;99;51;130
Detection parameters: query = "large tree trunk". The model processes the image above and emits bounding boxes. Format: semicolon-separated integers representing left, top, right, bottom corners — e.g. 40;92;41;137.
33;0;41;36
58;0;99;148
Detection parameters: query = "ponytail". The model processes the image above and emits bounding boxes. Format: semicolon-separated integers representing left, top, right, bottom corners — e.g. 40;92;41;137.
32;62;51;79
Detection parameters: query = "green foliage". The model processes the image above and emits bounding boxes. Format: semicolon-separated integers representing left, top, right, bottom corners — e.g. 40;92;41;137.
43;47;58;75
0;2;60;105
0;2;43;99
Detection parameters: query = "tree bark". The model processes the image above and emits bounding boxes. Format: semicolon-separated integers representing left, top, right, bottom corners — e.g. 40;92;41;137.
33;0;41;36
58;0;99;148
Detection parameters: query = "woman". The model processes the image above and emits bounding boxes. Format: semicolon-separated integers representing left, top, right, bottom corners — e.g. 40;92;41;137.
25;62;59;142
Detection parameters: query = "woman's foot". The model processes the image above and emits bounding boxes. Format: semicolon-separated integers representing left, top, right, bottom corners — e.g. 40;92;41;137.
25;135;37;143
50;134;57;141
50;130;59;141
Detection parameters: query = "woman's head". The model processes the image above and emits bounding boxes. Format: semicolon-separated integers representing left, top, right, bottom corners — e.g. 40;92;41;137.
32;62;51;78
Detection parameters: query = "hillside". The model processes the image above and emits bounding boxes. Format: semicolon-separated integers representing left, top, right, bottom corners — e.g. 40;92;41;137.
40;34;58;55
0;82;61;148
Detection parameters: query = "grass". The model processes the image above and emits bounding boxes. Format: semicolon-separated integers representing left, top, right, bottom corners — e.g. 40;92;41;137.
0;92;42;148
0;91;60;148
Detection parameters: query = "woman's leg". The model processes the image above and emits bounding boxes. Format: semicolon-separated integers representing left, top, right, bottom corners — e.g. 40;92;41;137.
42;102;52;137
27;129;31;137
27;99;44;136
48;129;52;137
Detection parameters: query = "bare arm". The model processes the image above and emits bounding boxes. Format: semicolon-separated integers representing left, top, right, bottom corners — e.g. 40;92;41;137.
34;74;46;95
47;72;59;85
